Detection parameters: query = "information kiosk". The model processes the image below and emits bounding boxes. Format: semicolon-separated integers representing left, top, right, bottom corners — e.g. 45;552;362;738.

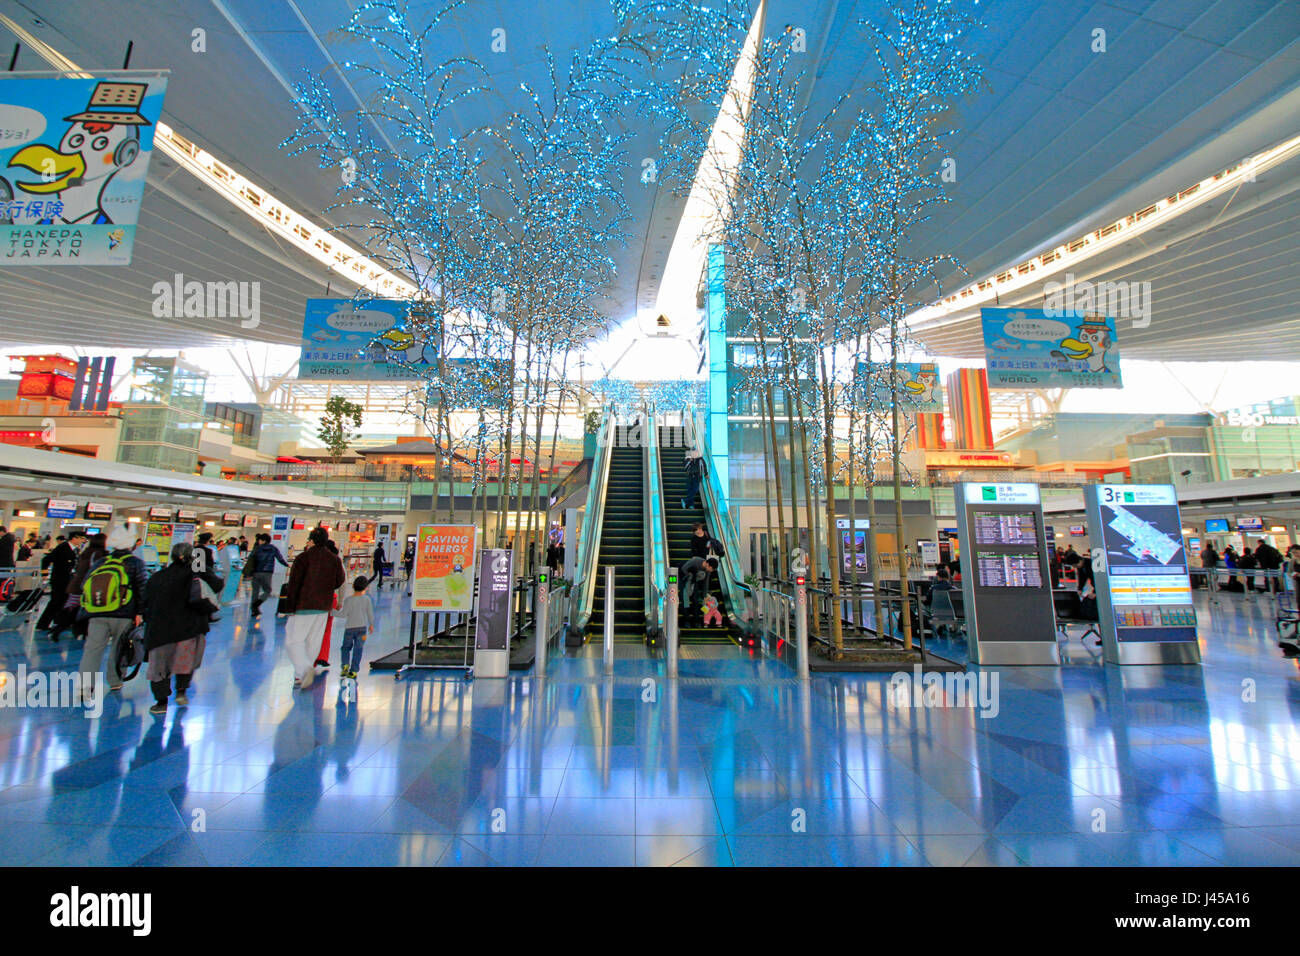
1084;484;1200;665
954;482;1059;665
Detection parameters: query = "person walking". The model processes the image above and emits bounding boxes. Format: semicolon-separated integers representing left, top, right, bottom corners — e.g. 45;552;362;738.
78;524;148;700
372;540;388;591
247;533;288;619
283;527;345;690
142;542;224;715
36;531;84;634
338;576;375;680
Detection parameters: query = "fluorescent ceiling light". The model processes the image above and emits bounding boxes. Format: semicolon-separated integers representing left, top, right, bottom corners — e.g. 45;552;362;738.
908;130;1300;329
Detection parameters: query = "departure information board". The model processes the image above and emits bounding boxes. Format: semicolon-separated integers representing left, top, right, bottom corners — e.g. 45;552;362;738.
954;483;1059;665
973;511;1039;546
976;551;1044;588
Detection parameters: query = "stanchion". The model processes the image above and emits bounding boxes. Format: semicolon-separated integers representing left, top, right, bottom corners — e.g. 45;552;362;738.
603;565;615;676
666;567;679;679
535;572;550;678
794;573;809;680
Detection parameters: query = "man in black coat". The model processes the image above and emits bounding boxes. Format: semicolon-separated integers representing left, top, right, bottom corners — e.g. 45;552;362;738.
1256;538;1284;593
36;531;85;632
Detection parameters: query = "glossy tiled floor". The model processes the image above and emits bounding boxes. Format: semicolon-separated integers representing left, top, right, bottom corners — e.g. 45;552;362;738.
2;583;1300;866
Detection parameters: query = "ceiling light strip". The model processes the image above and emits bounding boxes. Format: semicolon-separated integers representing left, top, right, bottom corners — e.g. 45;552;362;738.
907;131;1300;329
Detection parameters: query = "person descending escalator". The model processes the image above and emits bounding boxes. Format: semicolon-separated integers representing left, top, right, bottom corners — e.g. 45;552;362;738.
681;450;704;510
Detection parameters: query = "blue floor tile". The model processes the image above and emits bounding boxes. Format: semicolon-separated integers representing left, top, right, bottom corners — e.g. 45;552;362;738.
3;587;1299;864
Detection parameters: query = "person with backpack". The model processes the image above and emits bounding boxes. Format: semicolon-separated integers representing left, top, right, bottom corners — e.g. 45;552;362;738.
372;541;389;590
78;524;148;698
142;542;224;716
681;451;704;510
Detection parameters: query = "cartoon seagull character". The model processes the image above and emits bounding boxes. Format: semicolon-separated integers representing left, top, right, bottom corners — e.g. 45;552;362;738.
376;327;431;364
1051;319;1112;373
6;81;151;225
902;362;940;404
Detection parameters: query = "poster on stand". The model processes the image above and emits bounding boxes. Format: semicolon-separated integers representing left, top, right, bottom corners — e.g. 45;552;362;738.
145;521;173;556
0;72;168;266
982;307;1121;389
411;524;476;612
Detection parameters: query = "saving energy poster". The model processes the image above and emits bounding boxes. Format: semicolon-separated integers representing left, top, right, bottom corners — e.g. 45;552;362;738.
0;72;168;266
412;525;476;612
981;307;1122;389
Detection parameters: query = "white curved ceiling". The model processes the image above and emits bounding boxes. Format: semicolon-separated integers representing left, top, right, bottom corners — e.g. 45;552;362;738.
0;0;1296;360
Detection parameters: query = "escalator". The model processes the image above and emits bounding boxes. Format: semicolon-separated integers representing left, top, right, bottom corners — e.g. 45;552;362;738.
658;425;744;646
587;425;647;644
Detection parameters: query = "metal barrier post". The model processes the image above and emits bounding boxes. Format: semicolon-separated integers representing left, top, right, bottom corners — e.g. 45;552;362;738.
666;567;679;678
794;574;809;680
603;565;615;675
535;572;550;678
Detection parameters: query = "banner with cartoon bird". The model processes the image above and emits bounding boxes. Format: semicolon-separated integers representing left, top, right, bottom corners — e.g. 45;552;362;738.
0;72;167;266
981;306;1122;389
861;360;944;413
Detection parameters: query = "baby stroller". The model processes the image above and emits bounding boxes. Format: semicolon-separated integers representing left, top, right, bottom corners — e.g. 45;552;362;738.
1277;590;1299;656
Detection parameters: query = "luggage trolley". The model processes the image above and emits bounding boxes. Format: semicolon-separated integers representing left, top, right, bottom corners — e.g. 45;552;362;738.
1277;589;1300;656
0;567;47;629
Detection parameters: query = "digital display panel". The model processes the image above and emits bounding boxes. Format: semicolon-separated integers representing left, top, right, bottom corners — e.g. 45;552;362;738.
1095;484;1195;643
149;506;173;520
1205;518;1229;534
973;510;1039;546
976;551;1044;588
221;513;241;527
85;502;113;520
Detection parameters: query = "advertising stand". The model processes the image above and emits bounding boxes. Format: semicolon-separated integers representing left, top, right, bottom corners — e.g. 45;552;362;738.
1084;484;1201;665
954;482;1060;665
399;524;477;677
474;549;514;679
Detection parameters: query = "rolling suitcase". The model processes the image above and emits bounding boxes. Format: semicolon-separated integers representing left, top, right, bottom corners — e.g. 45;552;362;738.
275;583;290;617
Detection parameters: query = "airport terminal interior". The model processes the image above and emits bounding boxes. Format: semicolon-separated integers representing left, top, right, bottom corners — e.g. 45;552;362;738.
1;0;1300;871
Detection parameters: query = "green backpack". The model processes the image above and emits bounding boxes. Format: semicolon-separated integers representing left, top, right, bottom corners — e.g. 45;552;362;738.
83;556;132;614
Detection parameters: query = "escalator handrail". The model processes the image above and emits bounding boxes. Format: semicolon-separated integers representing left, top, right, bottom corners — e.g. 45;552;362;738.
683;407;750;616
644;403;667;632
569;403;615;633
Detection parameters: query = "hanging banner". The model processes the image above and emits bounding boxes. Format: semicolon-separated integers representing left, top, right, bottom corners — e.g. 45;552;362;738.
861;361;943;412
981;307;1121;389
0;72;168;266
412;524;476;612
299;298;433;379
